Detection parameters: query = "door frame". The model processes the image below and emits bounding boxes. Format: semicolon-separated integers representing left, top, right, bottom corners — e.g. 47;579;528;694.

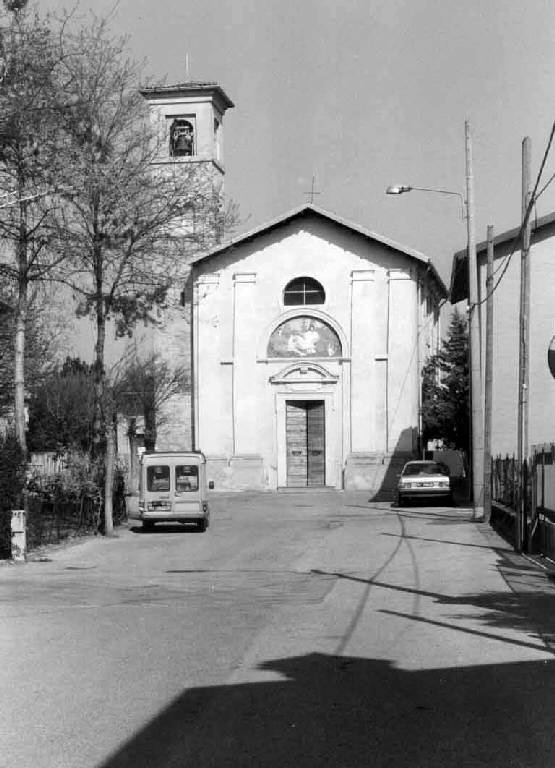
275;391;339;488
285;399;326;487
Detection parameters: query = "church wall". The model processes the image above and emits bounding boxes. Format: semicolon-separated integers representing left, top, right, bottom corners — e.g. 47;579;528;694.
387;270;419;453
192;215;436;493
153;290;193;452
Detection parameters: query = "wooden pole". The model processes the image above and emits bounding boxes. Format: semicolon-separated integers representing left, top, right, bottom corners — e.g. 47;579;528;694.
465;120;484;520
483;225;494;523
516;137;531;551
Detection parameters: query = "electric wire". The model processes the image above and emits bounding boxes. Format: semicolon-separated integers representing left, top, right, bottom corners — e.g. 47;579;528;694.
535;169;555;201
473;119;555;308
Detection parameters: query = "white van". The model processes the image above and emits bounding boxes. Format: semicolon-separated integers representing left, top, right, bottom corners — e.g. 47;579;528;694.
137;451;211;532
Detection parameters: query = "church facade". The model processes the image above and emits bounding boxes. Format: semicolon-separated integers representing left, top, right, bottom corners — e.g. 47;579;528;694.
130;81;446;493
188;206;446;492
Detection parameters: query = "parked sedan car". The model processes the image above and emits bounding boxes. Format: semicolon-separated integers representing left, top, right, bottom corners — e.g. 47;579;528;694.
397;460;453;506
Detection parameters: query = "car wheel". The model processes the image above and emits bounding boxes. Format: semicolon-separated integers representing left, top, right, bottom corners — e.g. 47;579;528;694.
197;519;207;533
142;520;155;531
398;494;407;507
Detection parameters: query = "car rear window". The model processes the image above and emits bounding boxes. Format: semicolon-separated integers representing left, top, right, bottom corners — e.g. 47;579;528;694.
147;465;170;491
176;465;199;492
402;462;449;477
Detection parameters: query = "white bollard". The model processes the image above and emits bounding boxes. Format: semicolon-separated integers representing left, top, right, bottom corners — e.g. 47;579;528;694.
11;509;26;562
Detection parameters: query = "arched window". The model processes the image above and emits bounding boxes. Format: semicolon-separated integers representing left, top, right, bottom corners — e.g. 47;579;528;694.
283;277;325;306
169;118;194;157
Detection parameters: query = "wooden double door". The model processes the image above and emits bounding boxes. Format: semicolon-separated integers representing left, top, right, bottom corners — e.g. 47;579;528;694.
286;400;326;487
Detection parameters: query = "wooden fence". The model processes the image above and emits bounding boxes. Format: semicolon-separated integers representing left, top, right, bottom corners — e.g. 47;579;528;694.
29;451;68;477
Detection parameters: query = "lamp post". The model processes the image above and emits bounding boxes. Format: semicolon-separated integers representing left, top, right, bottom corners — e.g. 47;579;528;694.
386;122;484;519
385;185;466;221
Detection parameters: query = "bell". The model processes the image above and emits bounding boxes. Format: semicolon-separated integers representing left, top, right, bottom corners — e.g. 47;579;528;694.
171;122;193;156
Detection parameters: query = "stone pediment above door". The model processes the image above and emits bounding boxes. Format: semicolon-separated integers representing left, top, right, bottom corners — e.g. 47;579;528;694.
269;362;339;385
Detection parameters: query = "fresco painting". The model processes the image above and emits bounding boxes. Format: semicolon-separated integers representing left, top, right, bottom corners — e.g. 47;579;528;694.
267;316;342;358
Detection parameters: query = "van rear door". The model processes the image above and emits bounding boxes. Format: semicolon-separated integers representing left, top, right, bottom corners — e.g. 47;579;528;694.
173;462;202;518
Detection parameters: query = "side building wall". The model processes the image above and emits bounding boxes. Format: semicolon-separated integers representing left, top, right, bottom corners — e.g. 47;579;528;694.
477;233;555;457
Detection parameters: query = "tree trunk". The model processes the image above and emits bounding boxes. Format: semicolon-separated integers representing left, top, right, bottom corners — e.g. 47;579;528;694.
14;279;27;455
14;198;28;456
127;417;139;493
143;403;156;451
103;409;115;537
91;238;114;535
92;239;105;457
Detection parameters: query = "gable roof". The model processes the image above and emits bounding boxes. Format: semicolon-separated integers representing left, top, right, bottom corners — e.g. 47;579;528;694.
450;210;555;303
192;204;447;297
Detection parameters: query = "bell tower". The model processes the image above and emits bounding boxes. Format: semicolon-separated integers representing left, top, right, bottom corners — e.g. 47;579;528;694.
140;80;234;181
133;81;234;456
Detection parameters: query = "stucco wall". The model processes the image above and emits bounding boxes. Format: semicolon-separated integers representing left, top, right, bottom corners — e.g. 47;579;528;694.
477;232;555;457
191;215;439;491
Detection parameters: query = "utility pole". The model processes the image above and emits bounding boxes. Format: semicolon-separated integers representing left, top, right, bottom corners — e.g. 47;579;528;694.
483;225;494;524
516;137;532;552
465;120;484;520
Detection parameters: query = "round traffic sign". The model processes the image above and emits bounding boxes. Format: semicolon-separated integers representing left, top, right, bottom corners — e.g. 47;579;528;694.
549;336;555;378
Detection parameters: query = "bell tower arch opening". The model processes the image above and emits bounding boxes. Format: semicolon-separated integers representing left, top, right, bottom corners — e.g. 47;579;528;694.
169;118;195;157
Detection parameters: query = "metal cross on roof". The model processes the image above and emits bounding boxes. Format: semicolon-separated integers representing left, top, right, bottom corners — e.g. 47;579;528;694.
304;176;321;204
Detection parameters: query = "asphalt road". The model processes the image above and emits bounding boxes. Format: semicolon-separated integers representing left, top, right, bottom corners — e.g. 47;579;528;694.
2;491;555;768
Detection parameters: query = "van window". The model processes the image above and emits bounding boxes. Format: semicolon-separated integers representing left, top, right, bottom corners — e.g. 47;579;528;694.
176;465;199;492
147;465;170;491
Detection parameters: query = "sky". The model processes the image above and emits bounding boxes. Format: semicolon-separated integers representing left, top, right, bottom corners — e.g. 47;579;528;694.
38;0;555;287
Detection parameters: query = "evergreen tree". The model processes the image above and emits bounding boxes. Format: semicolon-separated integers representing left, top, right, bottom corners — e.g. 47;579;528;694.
421;309;469;453
27;356;95;452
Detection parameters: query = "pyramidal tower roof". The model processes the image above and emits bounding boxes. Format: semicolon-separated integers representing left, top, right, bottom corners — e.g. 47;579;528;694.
140;81;234;111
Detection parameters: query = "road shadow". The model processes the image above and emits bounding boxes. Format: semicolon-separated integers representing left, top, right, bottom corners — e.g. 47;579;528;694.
98;651;555;768
128;524;205;535
380;530;511;551
312;544;555;651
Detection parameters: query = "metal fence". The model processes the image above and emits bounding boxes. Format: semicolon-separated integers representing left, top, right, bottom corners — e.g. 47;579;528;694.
492;455;519;510
491;444;555;556
26;491;100;548
0;487;127;559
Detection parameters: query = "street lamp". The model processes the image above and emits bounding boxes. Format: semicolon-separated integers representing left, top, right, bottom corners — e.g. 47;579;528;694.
386;185;466;220
386;122;484;521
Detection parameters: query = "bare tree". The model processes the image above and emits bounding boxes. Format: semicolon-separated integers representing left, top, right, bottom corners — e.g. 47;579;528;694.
116;351;188;449
0;4;71;453
0;285;61;419
50;18;236;533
